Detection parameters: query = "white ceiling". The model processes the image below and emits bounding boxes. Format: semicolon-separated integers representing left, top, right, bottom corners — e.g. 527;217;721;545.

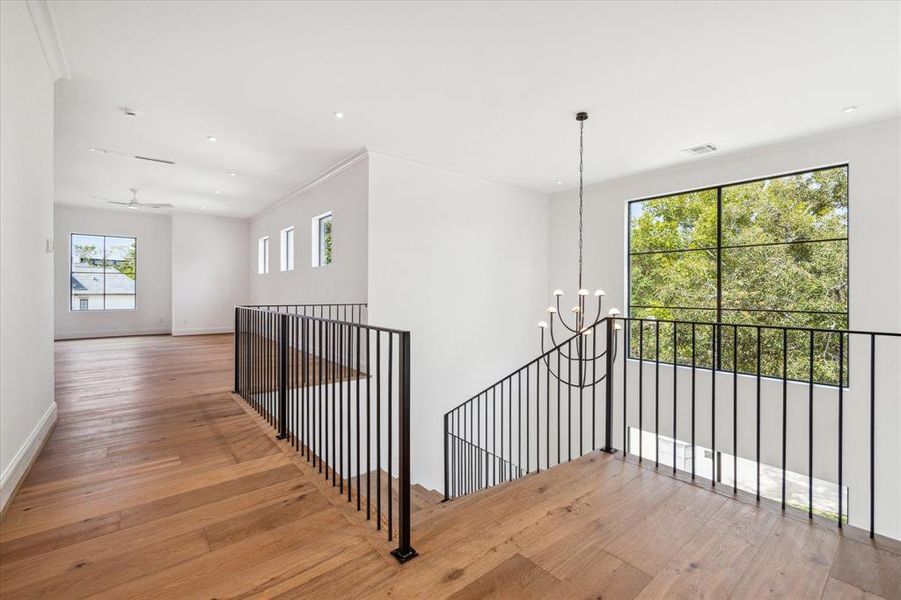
51;1;899;218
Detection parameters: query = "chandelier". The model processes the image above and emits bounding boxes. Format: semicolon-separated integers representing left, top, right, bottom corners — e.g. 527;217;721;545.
538;111;620;386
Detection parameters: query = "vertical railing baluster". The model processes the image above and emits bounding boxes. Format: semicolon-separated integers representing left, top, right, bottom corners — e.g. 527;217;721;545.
366;329;371;518
387;333;394;542
639;320;644;463
691;322;696;480
233;307;240;393
604;319;615;453
837;332;844;528
869;333;875;539
672;322;677;474
376;332;382;530
755;326;761;501
781;328;787;509
568;339;573;462
623;318;628;458
808;329;814;519
655;319;660;468
356;326;361;510
733;324;738;495
711;323;717;487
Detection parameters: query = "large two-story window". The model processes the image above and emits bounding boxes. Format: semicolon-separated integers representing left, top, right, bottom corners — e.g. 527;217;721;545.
628;165;848;384
70;234;137;310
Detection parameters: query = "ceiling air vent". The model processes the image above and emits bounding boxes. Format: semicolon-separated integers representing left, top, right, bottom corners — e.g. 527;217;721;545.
682;143;718;156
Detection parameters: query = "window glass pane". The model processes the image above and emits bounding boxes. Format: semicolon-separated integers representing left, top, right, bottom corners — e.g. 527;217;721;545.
71;234;104;269
319;215;333;265
721;166;847;247
630;249;717;310
718;310;848;384
629;308;717;369
104;237;136;310
721;241;847;314
286;228;294;271
629;189;717;253
258;237;268;274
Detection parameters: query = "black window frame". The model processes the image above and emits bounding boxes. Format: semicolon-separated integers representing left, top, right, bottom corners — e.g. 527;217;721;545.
626;164;849;384
69;233;138;312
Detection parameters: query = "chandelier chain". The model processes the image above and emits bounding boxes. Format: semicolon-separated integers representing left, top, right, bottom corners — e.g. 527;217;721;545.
578;118;584;289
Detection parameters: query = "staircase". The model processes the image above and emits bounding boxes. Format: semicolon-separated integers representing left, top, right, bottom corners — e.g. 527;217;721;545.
444;314;901;544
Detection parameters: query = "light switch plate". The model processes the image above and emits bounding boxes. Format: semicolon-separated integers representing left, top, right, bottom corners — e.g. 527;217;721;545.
45;238;54;253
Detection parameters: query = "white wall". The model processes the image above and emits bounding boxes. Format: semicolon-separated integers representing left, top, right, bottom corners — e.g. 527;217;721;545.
248;156;368;306
172;212;248;335
548;119;901;539
0;0;57;511
368;151;550;490
54;205;172;339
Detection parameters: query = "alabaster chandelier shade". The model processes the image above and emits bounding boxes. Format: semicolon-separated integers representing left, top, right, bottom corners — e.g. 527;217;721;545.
538;111;620;386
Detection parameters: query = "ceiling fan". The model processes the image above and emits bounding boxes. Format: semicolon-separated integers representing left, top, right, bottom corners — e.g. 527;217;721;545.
93;187;174;210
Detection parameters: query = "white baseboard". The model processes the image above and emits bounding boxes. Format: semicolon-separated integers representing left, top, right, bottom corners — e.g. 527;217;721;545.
54;328;171;340
172;326;234;336
0;402;57;513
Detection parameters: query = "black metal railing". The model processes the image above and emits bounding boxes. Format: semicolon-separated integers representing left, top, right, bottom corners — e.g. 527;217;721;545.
444;315;900;540
233;304;417;562
444;317;618;499
240;303;367;324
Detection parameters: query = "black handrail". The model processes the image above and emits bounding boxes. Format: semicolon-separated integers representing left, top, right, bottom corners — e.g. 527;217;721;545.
233;304;417;562
241;303;368;325
444;315;900;541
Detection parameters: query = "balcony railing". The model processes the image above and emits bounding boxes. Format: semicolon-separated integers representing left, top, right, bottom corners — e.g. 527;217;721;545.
233;303;417;562
445;315;901;541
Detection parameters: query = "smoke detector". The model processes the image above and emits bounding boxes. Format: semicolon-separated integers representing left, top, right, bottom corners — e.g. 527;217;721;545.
682;143;718;156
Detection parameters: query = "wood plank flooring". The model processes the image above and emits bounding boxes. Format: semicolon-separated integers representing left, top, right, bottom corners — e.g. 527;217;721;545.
0;334;898;599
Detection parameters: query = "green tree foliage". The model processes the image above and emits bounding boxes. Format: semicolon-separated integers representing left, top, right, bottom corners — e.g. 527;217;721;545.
323;219;333;264
74;244;98;264
628;167;848;385
117;244;136;280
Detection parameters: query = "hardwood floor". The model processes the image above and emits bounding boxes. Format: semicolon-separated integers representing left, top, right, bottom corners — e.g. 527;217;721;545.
1;334;898;599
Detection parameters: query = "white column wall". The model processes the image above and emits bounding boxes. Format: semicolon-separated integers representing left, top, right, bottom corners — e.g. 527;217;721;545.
367;151;550;491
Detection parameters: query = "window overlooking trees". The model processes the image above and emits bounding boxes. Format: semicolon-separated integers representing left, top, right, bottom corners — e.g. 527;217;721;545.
628;165;848;384
312;212;333;267
70;234;137;311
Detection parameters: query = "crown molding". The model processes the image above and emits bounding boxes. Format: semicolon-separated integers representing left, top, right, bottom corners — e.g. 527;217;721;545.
251;148;370;221
26;1;71;81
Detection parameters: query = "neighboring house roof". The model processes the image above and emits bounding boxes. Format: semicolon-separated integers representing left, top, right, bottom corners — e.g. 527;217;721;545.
71;266;135;295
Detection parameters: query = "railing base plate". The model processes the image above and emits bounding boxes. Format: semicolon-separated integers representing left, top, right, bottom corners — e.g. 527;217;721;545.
275;433;287;440
601;447;618;455
391;547;418;563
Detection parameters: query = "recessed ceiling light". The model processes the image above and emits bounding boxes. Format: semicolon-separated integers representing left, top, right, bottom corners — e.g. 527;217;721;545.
227;170;236;177
206;135;218;142
201;206;207;210
555;180;563;185
212;189;221;194
333;111;344;119
842;105;858;113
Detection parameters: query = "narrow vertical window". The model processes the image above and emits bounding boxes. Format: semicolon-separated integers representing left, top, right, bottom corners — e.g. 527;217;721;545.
311;211;333;267
280;227;295;271
258;236;269;274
